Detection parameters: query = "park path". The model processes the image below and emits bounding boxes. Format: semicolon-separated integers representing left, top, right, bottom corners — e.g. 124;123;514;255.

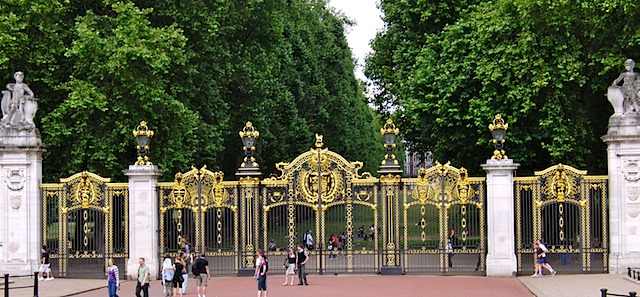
71;274;532;297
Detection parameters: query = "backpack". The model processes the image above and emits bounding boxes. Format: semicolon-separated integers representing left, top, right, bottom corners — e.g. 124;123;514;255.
192;258;200;276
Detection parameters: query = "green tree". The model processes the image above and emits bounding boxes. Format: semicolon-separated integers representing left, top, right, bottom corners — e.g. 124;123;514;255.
42;1;199;179
366;0;640;175
1;0;383;181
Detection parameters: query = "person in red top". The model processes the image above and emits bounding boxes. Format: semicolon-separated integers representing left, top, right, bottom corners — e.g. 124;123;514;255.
328;234;338;260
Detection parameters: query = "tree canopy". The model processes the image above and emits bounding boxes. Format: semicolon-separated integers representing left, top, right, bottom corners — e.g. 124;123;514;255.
0;0;383;181
366;0;640;175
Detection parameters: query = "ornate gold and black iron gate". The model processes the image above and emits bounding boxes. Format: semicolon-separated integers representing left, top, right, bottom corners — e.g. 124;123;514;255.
157;167;239;275
514;164;608;274
261;139;380;274
402;162;486;274
40;172;129;278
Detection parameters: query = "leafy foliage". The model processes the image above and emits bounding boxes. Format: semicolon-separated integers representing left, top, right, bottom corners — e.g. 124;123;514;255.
1;0;383;181
366;0;640;175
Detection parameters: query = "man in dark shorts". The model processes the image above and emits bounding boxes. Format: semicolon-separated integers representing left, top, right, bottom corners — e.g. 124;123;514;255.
193;252;211;297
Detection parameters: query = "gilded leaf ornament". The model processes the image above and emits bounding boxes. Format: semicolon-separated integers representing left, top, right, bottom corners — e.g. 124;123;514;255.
72;173;102;209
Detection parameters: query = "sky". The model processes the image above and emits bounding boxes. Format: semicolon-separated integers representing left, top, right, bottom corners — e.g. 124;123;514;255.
327;0;385;81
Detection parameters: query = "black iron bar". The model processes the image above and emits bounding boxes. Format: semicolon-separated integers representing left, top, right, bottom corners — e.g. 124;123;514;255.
317;147;323;275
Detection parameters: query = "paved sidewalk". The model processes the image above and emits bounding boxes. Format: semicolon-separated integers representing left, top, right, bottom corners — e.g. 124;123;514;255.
2;273;639;297
71;275;532;297
0;277;103;297
519;273;639;297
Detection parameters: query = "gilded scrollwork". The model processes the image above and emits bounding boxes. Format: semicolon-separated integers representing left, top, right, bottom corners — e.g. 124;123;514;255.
296;169;342;204
538;163;583;204
168;173;189;209
455;168;474;205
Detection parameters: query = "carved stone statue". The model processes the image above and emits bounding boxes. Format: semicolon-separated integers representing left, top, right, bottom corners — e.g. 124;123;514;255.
0;71;37;129
609;59;640;115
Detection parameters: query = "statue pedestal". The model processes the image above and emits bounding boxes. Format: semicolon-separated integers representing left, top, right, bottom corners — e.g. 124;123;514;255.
124;165;163;280
482;159;519;276
603;114;640;273
0;132;44;276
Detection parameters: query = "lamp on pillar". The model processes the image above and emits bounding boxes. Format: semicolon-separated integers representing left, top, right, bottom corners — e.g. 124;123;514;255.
378;119;403;275
236;121;262;176
133;121;154;165
236;121;262;276
488;114;508;160
378;119;402;174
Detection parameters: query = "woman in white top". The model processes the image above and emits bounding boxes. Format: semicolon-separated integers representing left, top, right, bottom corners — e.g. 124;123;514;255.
283;248;297;286
162;255;175;297
106;259;120;297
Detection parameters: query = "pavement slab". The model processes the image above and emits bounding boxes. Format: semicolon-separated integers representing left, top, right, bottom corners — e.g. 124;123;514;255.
2;273;639;297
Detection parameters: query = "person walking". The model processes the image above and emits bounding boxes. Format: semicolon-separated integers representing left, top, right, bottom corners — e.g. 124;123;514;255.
162;255;175;297
38;246;54;281
193;252;211;297
296;244;309;286
135;258;150;297
535;240;557;276
532;242;543;277
328;234;337;260
106;259;120;297
173;256;186;297
283;248;296;286
446;240;454;268
181;252;193;295
254;249;268;297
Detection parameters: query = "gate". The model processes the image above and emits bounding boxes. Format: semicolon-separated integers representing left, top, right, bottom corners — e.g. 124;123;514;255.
40;172;128;278
402;162;486;274
514;164;608;274
157;167;239;275
261;141;380;274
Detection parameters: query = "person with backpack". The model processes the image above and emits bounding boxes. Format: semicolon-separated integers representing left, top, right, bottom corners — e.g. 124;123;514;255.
192;252;211;297
254;249;268;297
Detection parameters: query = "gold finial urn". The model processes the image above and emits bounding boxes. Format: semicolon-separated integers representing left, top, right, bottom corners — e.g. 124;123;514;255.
133;121;154;165
488;114;508;160
237;121;262;176
378;119;402;174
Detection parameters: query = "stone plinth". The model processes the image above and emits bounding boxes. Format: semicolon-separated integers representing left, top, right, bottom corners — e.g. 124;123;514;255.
0;128;42;147
482;159;519;276
603;114;640;273
0;136;44;276
124;165;163;280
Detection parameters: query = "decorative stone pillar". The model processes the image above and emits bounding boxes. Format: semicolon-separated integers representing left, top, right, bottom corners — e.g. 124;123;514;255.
482;159;519;276
124;121;162;279
0;71;45;275
0;145;44;275
124;165;163;280
602;114;640;273
603;60;640;273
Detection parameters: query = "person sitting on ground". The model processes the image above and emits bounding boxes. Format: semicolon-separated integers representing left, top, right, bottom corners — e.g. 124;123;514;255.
268;239;277;251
